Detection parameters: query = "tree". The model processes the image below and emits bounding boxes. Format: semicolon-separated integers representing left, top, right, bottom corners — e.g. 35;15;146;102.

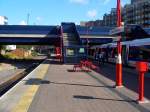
17;45;32;50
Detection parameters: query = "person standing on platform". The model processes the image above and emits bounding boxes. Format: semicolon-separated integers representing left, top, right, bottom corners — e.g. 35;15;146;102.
98;52;104;65
101;51;105;64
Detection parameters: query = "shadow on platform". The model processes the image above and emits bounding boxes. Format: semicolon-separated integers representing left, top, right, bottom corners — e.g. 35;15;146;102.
67;69;91;73
89;62;150;100
24;78;50;85
49;81;114;88
73;95;136;103
43;59;63;65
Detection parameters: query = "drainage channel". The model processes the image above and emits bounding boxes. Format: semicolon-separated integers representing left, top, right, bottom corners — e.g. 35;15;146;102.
0;60;44;97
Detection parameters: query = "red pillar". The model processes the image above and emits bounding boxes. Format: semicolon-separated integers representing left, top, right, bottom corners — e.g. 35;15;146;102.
139;72;145;102
116;0;123;88
136;62;148;103
117;0;121;27
55;47;61;60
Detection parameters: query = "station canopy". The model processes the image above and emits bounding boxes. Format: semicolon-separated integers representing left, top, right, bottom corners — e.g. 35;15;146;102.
110;24;150;41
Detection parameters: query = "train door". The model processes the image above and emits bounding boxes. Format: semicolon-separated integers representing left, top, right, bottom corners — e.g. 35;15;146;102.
108;47;117;63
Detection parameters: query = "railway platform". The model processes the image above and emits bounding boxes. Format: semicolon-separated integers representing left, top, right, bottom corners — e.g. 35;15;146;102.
0;59;150;112
0;69;23;84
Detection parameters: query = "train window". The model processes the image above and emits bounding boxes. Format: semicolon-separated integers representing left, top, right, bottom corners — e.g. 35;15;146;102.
139;45;150;62
128;46;140;60
107;48;113;58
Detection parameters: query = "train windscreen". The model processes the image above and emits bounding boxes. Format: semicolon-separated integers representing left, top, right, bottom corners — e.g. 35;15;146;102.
128;45;150;62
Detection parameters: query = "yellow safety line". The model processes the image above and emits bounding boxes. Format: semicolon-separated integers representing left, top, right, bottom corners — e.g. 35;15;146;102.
12;64;49;112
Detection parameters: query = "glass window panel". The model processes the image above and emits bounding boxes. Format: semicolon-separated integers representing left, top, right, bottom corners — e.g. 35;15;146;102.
66;48;75;56
79;48;85;53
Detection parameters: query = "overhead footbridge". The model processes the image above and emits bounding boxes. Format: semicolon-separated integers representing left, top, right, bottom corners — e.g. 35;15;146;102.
0;24;116;46
0;25;61;45
76;26;114;45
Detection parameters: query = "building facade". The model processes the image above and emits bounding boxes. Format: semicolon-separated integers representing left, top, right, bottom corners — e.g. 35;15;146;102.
0;16;17;51
131;0;142;4
81;8;119;27
80;20;104;27
103;8;118;27
80;21;86;26
123;0;150;27
0;16;8;25
81;0;150;28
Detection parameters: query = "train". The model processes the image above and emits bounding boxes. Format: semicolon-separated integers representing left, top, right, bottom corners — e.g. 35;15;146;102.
89;38;150;69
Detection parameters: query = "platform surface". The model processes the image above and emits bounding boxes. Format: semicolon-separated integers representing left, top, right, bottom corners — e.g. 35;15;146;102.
1;60;150;112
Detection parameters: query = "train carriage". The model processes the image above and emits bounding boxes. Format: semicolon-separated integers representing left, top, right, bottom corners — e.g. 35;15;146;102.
89;38;150;70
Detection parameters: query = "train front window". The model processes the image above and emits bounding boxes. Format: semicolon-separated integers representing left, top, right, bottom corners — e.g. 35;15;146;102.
128;46;139;60
129;45;150;62
139;45;150;61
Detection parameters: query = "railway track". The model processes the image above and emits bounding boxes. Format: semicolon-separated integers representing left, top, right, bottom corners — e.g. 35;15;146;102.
0;58;45;96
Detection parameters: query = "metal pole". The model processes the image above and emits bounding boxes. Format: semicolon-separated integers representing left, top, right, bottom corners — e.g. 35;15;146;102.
86;26;89;61
139;72;144;102
60;26;63;63
116;0;123;87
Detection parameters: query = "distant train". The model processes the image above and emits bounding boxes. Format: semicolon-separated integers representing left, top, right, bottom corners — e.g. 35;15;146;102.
89;38;150;69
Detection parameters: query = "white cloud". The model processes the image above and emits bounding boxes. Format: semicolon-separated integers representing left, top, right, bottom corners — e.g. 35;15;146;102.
103;0;110;5
36;17;42;21
19;20;27;25
87;9;97;18
69;0;89;4
121;0;129;6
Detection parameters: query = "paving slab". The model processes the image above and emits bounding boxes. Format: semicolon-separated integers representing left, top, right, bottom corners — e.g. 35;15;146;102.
27;62;150;112
0;59;49;112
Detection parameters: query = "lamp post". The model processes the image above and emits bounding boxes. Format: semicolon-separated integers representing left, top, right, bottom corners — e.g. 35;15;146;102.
86;26;92;61
116;0;123;88
60;26;63;63
86;26;89;60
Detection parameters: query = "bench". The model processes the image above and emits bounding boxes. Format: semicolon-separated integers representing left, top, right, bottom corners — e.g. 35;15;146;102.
85;61;97;71
73;60;97;72
73;62;83;72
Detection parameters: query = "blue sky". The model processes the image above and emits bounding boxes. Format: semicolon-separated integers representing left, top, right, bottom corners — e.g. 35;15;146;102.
0;0;130;25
